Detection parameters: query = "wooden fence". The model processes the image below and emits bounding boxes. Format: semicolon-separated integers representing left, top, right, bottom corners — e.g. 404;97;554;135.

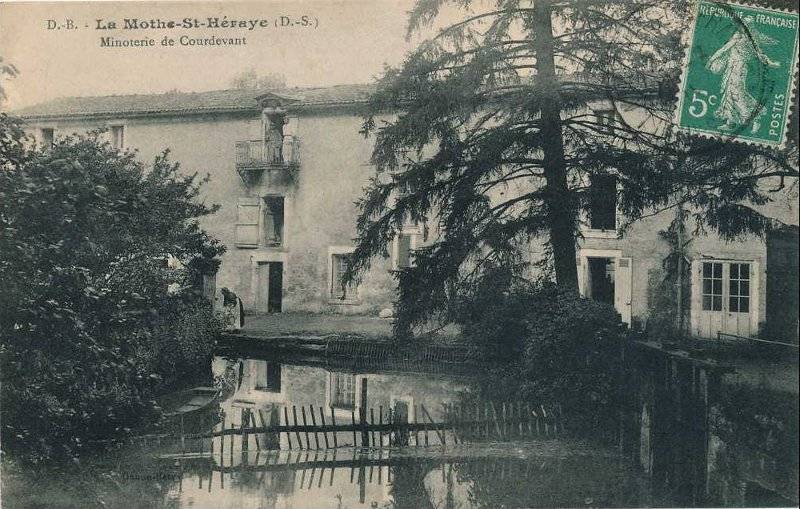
133;401;561;454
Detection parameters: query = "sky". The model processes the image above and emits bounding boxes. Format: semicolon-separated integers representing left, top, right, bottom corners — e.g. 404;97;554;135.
0;0;450;110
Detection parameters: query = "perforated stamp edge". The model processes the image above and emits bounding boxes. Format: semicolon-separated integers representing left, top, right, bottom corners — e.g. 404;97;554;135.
672;0;799;149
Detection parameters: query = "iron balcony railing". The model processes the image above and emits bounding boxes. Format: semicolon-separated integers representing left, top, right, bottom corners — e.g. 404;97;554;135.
234;136;300;169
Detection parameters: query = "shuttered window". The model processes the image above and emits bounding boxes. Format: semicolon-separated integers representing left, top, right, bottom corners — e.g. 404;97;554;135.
396;233;413;269
235;197;260;247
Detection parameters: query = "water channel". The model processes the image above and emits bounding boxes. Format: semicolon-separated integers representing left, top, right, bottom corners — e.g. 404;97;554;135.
5;348;661;509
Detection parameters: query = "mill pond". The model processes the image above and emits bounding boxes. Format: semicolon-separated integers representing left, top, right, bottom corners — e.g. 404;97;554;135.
4;348;661;509
4;334;799;509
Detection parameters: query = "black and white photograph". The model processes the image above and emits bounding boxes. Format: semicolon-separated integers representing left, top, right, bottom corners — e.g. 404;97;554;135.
0;0;798;507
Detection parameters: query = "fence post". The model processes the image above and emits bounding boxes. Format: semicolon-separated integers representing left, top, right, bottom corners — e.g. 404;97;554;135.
360;379;369;447
421;404;445;445
308;406;320;449
318;406;330;449
330;407;339;448
292;406;304;450
283;406;293;450
351;410;358;447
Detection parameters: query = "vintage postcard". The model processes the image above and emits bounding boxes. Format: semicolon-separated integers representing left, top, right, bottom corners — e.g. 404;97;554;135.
1;1;798;508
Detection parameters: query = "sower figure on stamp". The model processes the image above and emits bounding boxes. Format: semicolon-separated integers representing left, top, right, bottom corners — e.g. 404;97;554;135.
706;15;781;134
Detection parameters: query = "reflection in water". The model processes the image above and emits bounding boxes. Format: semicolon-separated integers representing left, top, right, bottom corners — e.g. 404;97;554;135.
158;447;649;508
161;446;651;509
149;355;653;508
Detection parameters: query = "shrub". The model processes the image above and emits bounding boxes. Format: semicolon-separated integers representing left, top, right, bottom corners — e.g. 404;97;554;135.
457;274;627;433
0;117;224;463
141;302;222;391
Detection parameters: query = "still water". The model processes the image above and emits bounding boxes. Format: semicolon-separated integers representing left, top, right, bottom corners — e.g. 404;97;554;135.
5;352;656;509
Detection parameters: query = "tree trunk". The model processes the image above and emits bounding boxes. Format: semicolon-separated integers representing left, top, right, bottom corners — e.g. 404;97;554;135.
531;0;579;290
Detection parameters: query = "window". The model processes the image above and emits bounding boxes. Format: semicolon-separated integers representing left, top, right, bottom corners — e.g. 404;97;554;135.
702;262;723;311
331;253;358;300
395;233;413;269
263;196;284;246
588;175;617;231
110;125;125;149
729;263;750;313
392;214;422;269
253;361;282;393
40;128;54;148
595;108;621;134
329;372;356;410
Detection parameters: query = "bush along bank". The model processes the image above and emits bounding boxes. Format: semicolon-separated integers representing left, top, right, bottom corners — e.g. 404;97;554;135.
0;115;225;464
453;273;627;437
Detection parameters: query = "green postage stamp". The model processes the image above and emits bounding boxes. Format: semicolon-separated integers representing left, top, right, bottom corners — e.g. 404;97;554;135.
675;1;799;147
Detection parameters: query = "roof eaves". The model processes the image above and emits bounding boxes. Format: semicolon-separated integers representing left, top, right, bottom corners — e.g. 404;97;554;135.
16;106;259;121
15;99;376;121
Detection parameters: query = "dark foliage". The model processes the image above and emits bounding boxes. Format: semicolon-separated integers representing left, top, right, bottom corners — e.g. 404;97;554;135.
0;115;225;463
457;273;626;431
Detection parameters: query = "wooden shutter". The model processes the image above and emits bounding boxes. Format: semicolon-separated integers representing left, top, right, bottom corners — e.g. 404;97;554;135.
576;256;586;297
614;257;632;325
690;259;702;337
235;197;260;247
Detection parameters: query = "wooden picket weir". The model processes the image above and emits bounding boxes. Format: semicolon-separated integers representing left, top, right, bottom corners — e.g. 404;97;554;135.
132;400;562;454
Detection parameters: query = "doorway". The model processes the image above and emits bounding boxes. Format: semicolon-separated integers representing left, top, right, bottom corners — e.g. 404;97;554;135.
255;262;283;313
587;257;616;305
691;260;757;338
578;250;633;325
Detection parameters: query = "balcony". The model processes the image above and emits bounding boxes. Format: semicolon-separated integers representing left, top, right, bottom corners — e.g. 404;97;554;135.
235;136;300;186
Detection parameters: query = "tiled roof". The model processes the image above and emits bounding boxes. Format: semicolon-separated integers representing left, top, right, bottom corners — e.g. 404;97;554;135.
10;83;376;119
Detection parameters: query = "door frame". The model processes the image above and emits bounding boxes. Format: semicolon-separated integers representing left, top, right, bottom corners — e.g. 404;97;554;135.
690;257;760;338
577;248;632;325
267;262;284;313
249;252;288;311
